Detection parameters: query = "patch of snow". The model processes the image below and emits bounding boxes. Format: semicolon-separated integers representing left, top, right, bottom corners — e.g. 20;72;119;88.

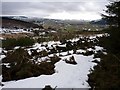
76;49;86;53
59;52;68;56
39;32;46;35
2;63;11;68
14;46;20;49
82;41;85;43
57;44;66;47
95;58;101;62
42;41;60;47
29;43;47;51
0;75;2;82
68;38;80;42
0;48;6;61
103;52;107;55
51;31;57;33
0;75;3;90
0;37;4;40
27;50;32;55
87;48;93;51
95;46;103;51
1;28;32;34
2;54;96;88
0;55;6;61
38;56;50;62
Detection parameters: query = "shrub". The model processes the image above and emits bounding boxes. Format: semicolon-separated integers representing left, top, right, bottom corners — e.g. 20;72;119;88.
83;50;94;56
39;62;55;75
2;37;35;49
2;48;61;82
50;54;61;64
16;69;33;79
40;50;48;57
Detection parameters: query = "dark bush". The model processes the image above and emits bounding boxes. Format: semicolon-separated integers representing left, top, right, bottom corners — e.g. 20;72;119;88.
83;50;94;56
2;48;60;82
2;37;35;49
50;54;61;64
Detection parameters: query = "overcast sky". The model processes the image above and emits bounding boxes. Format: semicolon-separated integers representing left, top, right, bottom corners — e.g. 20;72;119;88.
1;0;111;20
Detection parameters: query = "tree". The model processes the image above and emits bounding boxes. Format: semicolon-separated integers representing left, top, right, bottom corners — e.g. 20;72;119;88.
101;1;120;54
102;1;120;27
88;1;120;90
88;1;120;89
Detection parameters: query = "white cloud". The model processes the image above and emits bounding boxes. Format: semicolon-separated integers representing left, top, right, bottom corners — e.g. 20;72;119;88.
45;11;101;20
2;1;110;20
1;0;109;2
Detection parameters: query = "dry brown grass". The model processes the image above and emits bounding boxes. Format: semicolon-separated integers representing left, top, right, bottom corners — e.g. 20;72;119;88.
0;33;33;39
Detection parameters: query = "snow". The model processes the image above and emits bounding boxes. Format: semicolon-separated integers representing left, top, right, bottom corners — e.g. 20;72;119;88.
38;56;50;62
0;34;106;89
68;38;80;42
28;43;47;51
1;46;102;88
59;51;68;56
2;63;10;68
94;46;103;51
57;44;66;47
0;37;4;40
0;76;2;82
94;58;101;62
0;48;6;61
14;46;20;49
0;28;32;34
50;30;57;33
43;41;60;47
76;49;86;53
2;54;96;88
89;33;108;39
0;55;6;61
87;48;93;51
0;76;2;90
103;52;107;55
39;32;46;35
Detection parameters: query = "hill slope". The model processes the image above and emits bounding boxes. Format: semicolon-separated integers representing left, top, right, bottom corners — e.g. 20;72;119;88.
0;17;41;29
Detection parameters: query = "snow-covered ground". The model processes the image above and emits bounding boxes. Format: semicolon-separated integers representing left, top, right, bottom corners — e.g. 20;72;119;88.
1;48;103;88
0;33;106;89
2;54;97;88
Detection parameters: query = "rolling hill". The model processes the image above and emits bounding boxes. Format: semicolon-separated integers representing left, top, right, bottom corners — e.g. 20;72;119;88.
0;17;41;29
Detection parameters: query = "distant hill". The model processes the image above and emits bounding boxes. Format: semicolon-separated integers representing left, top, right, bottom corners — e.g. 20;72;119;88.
0;17;42;29
90;19;108;25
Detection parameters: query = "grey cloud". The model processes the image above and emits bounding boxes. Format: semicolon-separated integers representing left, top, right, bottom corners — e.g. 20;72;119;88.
2;2;30;15
1;1;109;19
2;0;110;2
